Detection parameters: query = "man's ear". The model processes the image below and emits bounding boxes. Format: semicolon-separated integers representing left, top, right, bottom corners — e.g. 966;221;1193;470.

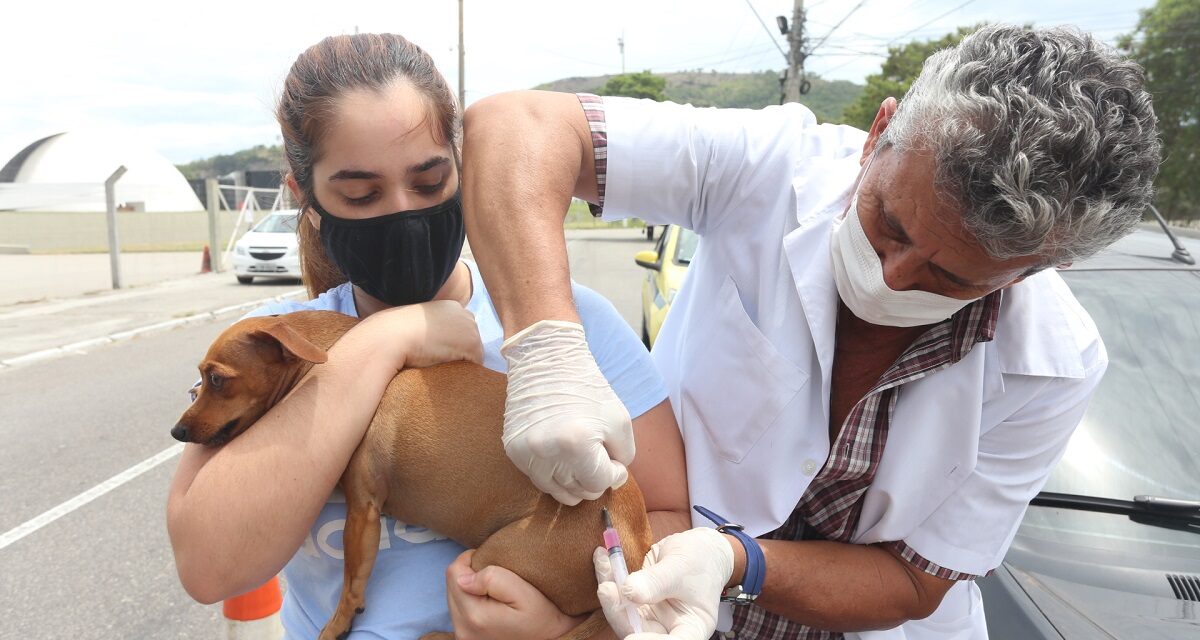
250;321;328;364
861;97;898;164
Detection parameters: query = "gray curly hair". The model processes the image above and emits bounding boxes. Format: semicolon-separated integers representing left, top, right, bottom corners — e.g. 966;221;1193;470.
881;24;1161;264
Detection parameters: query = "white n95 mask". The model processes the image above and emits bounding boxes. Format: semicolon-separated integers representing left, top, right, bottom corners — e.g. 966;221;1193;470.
829;193;976;328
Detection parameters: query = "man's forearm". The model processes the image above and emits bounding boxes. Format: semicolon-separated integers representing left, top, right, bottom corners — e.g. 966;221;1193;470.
462;91;597;336
743;539;949;632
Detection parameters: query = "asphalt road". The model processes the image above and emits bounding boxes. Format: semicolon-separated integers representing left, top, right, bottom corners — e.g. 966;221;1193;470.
0;228;654;639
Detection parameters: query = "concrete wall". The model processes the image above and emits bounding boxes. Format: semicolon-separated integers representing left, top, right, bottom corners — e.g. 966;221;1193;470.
0;210;250;253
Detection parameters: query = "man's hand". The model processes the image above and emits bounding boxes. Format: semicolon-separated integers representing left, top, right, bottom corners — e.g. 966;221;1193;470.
445;550;585;640
593;528;734;639
501;320;635;505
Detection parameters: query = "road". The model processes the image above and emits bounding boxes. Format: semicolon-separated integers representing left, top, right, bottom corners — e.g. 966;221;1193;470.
0;228;654;639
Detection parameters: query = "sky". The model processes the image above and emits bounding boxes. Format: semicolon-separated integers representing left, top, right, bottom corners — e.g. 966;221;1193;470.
0;0;1156;165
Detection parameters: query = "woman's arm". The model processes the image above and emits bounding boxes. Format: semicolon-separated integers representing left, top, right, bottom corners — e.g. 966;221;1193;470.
626;400;691;540
167;302;482;603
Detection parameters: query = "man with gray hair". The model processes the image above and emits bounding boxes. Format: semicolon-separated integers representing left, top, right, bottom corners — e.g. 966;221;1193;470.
451;24;1160;639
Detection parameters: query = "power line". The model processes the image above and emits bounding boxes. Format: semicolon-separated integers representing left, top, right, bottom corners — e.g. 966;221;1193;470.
741;0;789;62
886;0;982;45
807;0;868;54
653;42;780;71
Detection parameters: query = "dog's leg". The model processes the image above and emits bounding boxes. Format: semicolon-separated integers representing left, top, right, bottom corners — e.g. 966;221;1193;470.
471;514;600;618
558;609;610;640
319;495;382;640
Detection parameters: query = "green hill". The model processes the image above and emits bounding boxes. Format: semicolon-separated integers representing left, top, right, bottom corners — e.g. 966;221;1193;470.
179;72;862;171
177;144;284;180
535;70;863;124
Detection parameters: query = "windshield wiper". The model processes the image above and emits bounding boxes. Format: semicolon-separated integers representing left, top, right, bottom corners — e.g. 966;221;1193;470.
1030;492;1200;535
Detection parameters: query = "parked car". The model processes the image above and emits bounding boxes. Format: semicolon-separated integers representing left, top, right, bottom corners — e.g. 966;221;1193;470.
634;224;698;347
979;226;1200;638
633;222;1200;636
232;210;302;284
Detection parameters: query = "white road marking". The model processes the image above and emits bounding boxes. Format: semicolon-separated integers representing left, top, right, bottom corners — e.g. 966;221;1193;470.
0;289;303;369
0;443;184;551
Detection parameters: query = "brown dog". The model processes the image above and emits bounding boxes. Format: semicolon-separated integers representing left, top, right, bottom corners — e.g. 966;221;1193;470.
172;309;651;640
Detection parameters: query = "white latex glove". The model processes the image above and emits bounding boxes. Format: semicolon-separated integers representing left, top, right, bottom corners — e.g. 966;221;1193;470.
593;527;734;639
501;320;635;506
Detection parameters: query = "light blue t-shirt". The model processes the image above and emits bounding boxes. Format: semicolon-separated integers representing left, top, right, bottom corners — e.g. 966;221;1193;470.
242;260;667;639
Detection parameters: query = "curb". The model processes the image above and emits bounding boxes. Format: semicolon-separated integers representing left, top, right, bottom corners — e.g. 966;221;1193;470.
0;289;305;370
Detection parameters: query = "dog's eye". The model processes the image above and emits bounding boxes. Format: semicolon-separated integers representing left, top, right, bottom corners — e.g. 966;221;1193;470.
208;372;224;390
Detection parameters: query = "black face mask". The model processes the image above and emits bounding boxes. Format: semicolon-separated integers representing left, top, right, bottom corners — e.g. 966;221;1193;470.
310;190;465;306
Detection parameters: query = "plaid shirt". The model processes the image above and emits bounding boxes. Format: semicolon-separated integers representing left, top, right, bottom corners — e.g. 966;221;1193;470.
576;93;1001;640
730;294;1001;640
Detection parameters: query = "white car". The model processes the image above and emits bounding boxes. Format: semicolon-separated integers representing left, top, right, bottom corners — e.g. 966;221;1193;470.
231;210;302;284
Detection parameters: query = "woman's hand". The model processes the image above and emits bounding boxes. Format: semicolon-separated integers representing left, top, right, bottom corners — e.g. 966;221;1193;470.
353;300;483;370
446;549;585;640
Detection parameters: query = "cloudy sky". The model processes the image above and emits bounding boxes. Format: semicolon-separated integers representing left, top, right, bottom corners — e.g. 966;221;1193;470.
0;0;1154;165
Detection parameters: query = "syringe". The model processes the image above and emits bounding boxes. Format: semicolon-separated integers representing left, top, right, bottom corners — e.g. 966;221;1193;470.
601;507;644;634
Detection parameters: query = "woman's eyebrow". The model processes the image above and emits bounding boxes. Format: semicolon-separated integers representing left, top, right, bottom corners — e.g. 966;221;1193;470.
410;156;450;174
328;169;380;182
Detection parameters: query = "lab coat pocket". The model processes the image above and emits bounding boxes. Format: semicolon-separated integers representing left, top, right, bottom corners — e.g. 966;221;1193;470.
681;275;808;463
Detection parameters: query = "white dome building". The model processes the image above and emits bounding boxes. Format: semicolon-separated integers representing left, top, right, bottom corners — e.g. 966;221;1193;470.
0;131;203;212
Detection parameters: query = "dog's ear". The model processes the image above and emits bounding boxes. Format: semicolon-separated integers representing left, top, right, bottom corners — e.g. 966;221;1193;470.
250;321;329;364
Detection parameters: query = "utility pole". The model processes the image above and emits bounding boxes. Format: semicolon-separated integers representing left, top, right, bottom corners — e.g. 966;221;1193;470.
458;0;466;111
782;0;809;103
618;32;625;74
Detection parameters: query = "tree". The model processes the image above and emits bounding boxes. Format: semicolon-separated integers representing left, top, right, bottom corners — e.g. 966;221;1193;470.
841;26;981;132
598;71;668;101
176;144;284;180
1119;0;1199;221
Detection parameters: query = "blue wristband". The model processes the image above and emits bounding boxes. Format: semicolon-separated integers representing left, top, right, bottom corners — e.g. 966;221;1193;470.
693;505;765;601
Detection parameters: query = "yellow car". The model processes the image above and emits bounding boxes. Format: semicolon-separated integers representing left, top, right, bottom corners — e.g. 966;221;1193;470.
634;224;698;347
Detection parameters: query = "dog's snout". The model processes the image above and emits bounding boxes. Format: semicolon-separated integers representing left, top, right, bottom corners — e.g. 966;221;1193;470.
171;423;190;442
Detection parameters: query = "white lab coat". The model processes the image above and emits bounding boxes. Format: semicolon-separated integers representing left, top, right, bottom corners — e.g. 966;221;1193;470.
599;97;1107;639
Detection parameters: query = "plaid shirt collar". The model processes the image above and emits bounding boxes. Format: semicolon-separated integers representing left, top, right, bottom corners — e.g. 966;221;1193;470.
802;289;1003;543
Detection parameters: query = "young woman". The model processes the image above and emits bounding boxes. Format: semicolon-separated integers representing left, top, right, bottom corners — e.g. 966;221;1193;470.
166;33;690;639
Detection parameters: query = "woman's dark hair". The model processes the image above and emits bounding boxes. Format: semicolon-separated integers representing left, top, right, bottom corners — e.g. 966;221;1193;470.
276;33;459;298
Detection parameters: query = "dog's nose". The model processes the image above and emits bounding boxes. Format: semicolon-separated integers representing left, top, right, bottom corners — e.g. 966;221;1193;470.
171;423;190;442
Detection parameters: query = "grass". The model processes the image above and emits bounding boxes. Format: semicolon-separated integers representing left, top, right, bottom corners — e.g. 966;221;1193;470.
28;242;208;254
563;199;647;230
10;202;638;254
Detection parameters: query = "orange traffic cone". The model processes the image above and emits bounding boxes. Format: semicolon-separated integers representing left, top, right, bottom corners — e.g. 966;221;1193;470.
223;576;284;639
200;245;212;274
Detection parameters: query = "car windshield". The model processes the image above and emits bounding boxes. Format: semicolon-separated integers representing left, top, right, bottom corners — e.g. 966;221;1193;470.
1018;268;1200;558
675;228;699;265
253;214;299;234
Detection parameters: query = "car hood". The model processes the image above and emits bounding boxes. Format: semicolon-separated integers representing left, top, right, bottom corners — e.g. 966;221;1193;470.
237;231;296;246
1007;562;1200;638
